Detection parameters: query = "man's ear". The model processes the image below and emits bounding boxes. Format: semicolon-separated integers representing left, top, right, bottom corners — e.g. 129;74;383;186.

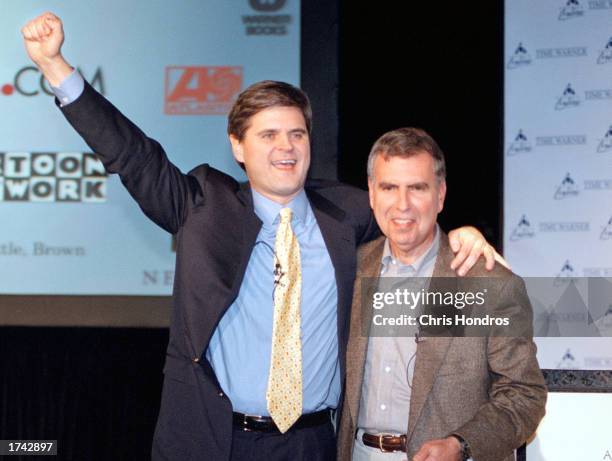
368;177;375;210
437;179;447;213
229;135;244;163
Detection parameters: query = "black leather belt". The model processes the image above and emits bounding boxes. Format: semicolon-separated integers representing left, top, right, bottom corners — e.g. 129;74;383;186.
362;432;407;453
232;409;330;432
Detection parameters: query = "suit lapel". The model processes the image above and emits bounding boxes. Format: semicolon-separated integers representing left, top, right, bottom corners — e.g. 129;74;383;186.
233;184;264;296
345;237;385;426
305;189;356;360
407;235;456;438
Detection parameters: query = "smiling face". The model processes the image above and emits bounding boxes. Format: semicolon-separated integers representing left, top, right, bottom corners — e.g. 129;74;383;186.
229;106;311;205
368;151;446;264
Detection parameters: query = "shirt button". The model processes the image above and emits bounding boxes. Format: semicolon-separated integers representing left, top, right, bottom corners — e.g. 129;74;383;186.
380;404;386;411
384;366;391;373
218;392;224;397
62;97;69;103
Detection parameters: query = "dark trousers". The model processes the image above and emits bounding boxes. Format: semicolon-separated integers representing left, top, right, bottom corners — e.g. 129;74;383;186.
229;420;336;461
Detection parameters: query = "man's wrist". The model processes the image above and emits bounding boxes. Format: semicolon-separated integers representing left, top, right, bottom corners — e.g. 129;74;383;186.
37;55;73;87
449;434;471;461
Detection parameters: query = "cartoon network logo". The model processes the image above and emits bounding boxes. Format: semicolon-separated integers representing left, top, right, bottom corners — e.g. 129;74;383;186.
506;130;532;156
1;66;105;97
554;173;580;199
510;215;535;241
597;36;612;64
555;83;580;110
597;125;612;153
558;0;585;19
507;42;532;69
0;152;106;202
164;66;242;115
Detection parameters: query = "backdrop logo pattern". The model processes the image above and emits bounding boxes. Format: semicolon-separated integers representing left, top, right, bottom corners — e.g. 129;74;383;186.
536;46;587;58
507;42;532;68
0;152;106;202
556;348;579;368
601;217;612;240
588;0;612;9
597;36;612;64
558;0;585;20
555;83;581;109
506;0;612;371
554;173;580;199
510;215;536;240
507;129;532;155
597;125;612;152
554;260;578;285
535;134;587;146
164;66;243;115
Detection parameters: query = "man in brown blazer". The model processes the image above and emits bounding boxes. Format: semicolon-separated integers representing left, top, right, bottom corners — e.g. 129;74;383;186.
337;128;547;461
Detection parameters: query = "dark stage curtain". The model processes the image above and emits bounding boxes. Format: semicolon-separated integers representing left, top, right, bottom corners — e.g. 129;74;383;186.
0;327;168;460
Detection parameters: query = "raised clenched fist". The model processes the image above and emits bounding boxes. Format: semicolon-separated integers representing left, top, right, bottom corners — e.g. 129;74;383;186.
22;12;65;66
21;12;72;87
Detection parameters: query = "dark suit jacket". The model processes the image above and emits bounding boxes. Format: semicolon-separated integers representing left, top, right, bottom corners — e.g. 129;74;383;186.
58;83;378;461
337;234;547;461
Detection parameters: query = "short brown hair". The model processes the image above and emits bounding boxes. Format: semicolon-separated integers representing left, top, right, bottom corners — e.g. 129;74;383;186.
367;127;446;182
227;80;312;141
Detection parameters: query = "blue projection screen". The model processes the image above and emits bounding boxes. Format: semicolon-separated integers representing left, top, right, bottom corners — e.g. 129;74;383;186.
0;0;300;298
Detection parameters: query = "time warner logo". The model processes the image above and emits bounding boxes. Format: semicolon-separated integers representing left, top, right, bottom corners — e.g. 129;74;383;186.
164;66;243;115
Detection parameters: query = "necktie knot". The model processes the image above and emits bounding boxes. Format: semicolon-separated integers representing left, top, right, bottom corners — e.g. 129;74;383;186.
279;207;293;225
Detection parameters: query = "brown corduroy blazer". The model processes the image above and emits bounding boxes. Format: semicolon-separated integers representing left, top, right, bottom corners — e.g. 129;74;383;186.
337;234;547;461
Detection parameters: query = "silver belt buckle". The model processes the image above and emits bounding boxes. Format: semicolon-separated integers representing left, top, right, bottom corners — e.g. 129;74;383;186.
241;413;264;432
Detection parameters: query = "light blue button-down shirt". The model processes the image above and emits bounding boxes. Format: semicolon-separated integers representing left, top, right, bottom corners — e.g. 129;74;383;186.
50;69;84;105
51;73;341;414
206;189;340;414
358;226;440;433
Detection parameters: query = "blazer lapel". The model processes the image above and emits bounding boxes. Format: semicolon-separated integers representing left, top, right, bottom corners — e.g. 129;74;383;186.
345;237;385;426
407;234;456;438
234;183;264;295
305;189;356;360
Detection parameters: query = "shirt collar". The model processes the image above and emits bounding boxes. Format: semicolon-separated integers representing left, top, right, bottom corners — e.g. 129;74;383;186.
381;224;440;275
251;188;309;227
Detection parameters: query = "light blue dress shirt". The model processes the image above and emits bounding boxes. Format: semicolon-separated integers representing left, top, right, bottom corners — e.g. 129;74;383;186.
50;69;84;105
358;226;440;433
206;189;340;414
51;72;342;415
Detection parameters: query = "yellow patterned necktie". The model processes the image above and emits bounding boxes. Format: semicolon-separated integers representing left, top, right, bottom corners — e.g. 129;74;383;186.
266;207;303;433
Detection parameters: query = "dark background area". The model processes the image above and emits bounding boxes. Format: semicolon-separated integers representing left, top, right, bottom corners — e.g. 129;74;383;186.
335;1;504;246
0;1;504;459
